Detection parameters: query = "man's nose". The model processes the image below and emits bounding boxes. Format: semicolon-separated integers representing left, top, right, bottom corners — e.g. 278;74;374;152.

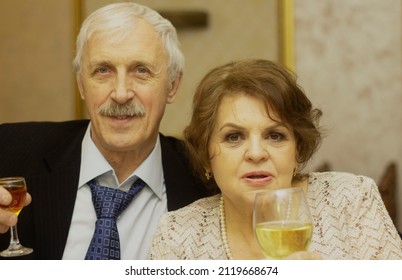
111;73;134;104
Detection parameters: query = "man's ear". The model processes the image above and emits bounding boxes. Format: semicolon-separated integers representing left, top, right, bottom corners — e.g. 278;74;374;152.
77;75;85;100
166;73;183;104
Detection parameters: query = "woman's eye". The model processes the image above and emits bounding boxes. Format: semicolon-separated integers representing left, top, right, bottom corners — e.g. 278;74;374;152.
224;133;242;143
268;132;285;142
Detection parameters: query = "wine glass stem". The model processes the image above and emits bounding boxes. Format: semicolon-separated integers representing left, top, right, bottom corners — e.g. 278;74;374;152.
9;224;23;250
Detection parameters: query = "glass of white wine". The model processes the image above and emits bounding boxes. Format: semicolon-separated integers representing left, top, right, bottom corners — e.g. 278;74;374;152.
253;187;313;259
0;177;33;257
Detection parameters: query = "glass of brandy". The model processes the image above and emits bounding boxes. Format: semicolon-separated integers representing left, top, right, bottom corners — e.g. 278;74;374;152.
253;187;313;259
0;177;33;257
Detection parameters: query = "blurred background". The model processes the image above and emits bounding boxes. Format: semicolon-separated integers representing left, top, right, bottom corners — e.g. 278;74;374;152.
1;0;401;231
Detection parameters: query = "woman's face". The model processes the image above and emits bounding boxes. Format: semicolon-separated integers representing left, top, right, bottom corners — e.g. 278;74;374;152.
208;94;298;207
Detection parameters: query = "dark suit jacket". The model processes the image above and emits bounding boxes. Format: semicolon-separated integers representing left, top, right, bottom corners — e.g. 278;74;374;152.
0;120;209;259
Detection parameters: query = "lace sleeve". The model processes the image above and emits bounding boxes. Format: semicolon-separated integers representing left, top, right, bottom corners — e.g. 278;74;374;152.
348;176;402;259
148;195;225;260
148;213;171;260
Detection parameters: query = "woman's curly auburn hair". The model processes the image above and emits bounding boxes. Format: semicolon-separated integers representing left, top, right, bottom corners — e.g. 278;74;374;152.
184;59;322;193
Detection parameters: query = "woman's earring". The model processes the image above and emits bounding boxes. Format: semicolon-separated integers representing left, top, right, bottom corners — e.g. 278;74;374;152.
293;166;299;178
205;170;212;180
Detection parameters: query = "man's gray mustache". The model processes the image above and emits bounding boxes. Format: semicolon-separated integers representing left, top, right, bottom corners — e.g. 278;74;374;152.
99;103;145;117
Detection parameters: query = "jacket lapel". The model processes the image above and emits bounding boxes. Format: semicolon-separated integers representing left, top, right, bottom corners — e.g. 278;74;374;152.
28;124;85;259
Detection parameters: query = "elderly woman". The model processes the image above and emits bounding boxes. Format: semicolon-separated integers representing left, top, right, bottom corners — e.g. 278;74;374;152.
149;59;402;260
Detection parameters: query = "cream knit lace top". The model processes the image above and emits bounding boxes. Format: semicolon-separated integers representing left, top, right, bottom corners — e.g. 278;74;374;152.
149;172;402;259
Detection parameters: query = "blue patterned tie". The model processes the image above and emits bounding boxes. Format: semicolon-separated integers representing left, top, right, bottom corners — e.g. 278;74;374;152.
85;178;145;260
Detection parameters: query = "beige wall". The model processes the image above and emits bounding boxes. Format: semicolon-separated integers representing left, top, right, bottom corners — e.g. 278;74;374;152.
294;0;402;230
0;0;75;123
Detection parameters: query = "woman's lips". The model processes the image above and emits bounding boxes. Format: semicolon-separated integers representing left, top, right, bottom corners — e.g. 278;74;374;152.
241;171;273;186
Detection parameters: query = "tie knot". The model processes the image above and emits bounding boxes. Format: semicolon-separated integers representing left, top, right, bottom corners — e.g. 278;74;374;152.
88;179;145;219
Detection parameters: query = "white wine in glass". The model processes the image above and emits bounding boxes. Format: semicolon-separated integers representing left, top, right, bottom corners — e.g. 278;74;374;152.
0;177;33;257
253;187;312;259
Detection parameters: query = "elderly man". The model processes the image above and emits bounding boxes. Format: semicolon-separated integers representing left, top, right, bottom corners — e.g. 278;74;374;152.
0;2;208;259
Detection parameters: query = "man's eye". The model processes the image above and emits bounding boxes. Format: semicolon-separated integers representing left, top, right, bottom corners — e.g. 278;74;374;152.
136;67;149;75
94;67;110;75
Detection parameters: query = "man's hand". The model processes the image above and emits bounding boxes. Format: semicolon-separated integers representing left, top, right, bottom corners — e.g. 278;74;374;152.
0;187;31;233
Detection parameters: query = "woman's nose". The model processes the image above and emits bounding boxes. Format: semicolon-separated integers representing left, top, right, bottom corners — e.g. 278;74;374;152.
245;138;269;162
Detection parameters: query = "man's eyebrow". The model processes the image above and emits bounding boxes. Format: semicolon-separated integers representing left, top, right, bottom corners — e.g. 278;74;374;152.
88;60;114;69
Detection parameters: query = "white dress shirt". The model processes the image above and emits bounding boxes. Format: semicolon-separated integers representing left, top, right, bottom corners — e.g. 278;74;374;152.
62;124;167;259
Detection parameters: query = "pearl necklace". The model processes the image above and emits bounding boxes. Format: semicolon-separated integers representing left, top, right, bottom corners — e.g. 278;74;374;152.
219;195;233;260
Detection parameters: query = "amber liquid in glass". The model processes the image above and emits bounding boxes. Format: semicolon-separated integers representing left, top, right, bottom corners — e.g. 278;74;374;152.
1;184;26;216
0;177;33;257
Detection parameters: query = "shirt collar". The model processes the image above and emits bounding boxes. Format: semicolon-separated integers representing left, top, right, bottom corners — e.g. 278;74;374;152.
78;123;165;199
